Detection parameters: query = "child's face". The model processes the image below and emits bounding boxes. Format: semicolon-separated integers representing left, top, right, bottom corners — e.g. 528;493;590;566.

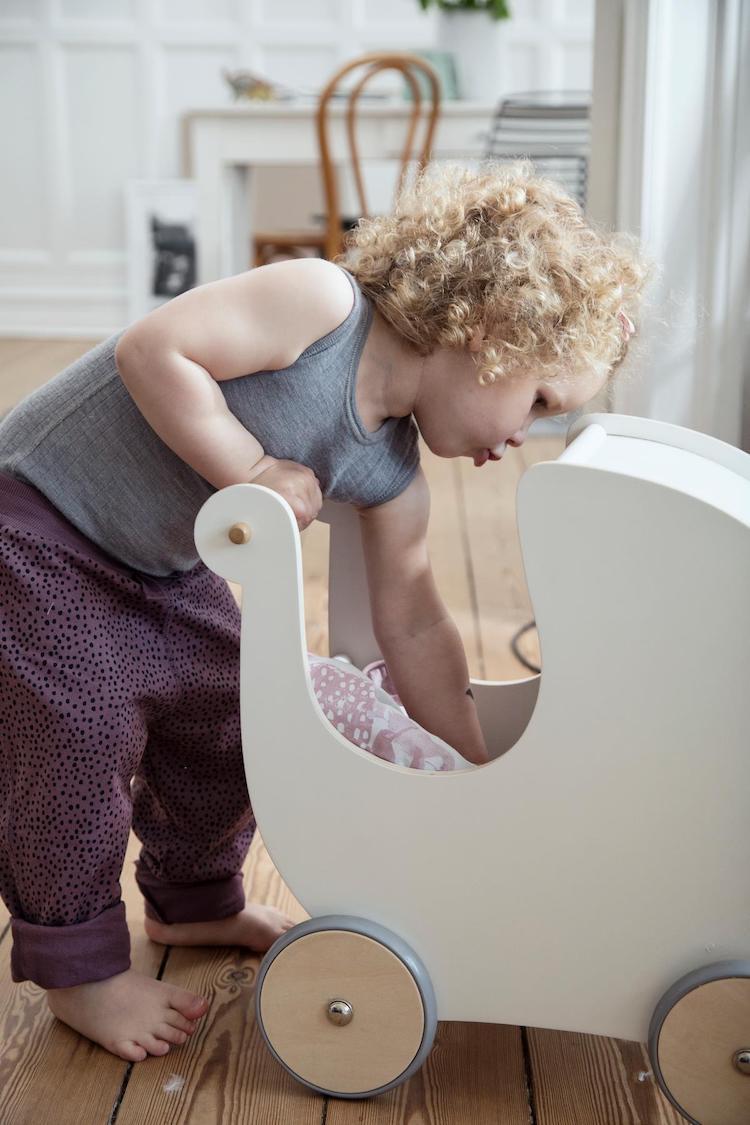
413;343;607;466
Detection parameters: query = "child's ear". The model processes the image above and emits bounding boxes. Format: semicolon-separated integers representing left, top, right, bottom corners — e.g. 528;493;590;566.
468;325;485;354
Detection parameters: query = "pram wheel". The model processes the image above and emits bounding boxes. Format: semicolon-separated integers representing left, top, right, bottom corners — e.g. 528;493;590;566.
648;960;750;1124
255;915;437;1098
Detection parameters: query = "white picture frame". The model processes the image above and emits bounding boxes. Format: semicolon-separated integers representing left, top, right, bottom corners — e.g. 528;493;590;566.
124;178;198;326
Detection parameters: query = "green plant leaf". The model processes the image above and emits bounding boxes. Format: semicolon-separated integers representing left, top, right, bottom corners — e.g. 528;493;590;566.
417;0;511;18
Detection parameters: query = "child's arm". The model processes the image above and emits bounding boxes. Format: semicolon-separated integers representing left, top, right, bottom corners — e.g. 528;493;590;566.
357;469;490;766
114;258;354;491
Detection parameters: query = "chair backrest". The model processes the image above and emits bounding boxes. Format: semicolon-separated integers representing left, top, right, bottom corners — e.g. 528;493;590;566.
484;89;590;209
316;53;442;260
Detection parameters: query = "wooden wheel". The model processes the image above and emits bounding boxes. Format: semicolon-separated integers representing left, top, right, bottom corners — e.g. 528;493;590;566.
255;916;436;1097
649;961;750;1124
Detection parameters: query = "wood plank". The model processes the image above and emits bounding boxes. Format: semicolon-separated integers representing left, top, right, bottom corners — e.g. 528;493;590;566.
326;1021;531;1124
519;434;566;471
527;1027;685;1125
301;517;330;657
420;443;482;677
455;437;563;682
0;832;161;1125
0;339;102;417
458;446;533;681
113;834;322;1125
0;340;42;374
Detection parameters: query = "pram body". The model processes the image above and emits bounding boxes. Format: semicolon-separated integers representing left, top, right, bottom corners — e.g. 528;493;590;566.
194;414;750;1123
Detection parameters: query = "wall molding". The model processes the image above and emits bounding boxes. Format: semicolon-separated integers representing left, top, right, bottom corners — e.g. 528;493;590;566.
0;286;125;337
1;0;594;337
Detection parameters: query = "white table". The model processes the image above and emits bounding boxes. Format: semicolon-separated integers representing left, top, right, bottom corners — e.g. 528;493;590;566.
181;100;494;284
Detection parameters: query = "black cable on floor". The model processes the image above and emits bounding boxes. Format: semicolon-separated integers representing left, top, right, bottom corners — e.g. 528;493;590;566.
511;620;541;674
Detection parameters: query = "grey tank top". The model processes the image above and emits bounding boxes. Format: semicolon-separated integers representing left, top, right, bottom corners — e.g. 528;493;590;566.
0;267;420;576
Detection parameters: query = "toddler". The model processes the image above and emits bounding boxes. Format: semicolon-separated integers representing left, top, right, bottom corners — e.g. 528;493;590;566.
0;160;649;1062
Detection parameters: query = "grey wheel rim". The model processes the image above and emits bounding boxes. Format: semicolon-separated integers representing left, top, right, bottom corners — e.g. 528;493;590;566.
255;914;437;1098
648;959;750;1124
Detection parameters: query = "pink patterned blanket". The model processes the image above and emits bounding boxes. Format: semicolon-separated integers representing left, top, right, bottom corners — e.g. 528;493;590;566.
307;654;473;771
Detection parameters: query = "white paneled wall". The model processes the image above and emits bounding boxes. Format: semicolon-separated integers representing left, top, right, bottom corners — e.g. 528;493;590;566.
0;0;593;336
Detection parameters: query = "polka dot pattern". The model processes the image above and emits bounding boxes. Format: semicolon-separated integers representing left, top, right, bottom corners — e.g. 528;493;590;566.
307;655;473;771
0;522;255;930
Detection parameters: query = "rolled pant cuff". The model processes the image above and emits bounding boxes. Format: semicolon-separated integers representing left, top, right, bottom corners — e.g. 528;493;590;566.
10;901;131;989
135;862;246;925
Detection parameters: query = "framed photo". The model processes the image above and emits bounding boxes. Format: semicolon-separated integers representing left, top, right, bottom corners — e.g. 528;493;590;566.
125;179;198;325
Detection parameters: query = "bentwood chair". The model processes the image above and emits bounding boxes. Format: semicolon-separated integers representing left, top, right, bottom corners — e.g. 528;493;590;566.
252;53;441;267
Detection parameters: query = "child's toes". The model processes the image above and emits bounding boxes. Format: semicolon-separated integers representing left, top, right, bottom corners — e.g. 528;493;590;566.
157;1022;188;1046
140;1033;171;1056
170;990;209;1019
166;1009;197;1034
115;1040;148;1062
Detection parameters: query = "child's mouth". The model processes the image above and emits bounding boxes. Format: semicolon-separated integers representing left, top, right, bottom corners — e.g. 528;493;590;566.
473;449;503;467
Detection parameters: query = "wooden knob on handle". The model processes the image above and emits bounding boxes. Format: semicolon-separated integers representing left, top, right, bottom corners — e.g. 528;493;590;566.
228;522;252;545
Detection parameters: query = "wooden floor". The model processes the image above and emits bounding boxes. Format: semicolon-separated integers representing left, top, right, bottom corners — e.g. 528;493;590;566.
0;340;683;1124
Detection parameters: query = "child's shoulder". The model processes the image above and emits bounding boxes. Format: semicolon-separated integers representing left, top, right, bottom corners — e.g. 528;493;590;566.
255;258;355;335
118;258;357;381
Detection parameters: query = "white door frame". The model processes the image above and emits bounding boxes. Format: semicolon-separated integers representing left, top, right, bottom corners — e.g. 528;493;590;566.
588;0;750;447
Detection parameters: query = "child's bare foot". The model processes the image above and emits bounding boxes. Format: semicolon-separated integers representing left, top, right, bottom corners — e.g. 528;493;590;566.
47;968;209;1062
143;904;296;953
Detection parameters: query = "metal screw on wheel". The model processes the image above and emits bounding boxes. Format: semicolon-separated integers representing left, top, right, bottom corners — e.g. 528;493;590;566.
649;960;750;1124
255;915;437;1098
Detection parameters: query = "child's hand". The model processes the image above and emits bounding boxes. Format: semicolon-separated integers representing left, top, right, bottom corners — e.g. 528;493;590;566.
248;455;323;531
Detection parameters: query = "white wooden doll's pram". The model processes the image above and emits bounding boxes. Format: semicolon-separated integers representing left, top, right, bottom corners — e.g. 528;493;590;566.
194;414;750;1125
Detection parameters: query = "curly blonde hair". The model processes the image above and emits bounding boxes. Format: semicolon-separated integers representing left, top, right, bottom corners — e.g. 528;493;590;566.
339;160;654;386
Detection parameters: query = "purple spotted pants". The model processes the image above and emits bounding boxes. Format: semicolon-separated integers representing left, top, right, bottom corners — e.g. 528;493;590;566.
0;472;255;989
